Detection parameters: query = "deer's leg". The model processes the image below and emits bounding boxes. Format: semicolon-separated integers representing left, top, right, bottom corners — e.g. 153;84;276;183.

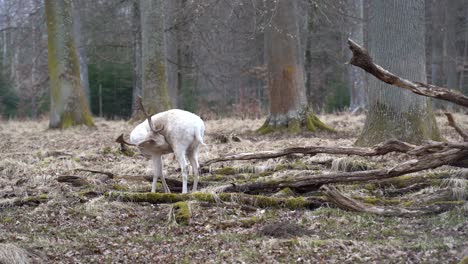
152;155;170;193
174;149;189;194
188;149;200;192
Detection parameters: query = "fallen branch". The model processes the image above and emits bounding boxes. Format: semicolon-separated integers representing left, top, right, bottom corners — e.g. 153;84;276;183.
216;148;467;193
0;194;49;209
347;38;468;108
74;168;115;178
56;176;89;187
106;191;323;210
321;185;460;217
202;139;416;166
444;113;468;141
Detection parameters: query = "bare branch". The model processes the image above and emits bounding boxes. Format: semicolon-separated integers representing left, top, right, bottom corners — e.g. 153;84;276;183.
347;39;468;108
444;113;468;141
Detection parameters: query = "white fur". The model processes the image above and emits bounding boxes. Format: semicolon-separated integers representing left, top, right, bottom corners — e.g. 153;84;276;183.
130;109;205;193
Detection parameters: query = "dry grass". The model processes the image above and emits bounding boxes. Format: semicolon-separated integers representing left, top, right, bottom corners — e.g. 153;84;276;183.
0;112;467;263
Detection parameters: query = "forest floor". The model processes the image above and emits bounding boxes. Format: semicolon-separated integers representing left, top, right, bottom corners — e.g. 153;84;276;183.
0;112;467;263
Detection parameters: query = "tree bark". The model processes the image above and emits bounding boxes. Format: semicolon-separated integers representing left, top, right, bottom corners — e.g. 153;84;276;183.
45;0;94;129
355;0;440;146
139;0;171;114
259;0;332;134
131;0;143;117
346;0;367;111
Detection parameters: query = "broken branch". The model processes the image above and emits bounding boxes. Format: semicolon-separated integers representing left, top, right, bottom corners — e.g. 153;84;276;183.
347;38;468;108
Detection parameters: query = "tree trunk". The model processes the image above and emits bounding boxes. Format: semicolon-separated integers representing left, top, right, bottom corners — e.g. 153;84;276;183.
45;0;94;129
429;0;445;88
444;0;459;110
259;0;332;134
175;0;197;112
131;0;143;117
355;0;440;146
139;0;171;114
346;0;367;111
163;0;179;108
72;1;90;111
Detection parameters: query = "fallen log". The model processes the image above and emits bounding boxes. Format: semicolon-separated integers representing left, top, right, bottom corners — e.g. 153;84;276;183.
321;185;461;217
106;191;323;210
215;148;467;194
347;38;468;108
202;139;416;166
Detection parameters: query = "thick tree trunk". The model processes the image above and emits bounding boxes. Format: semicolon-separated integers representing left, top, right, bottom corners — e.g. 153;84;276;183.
355;0;440;146
45;0;94;129
346;0;367;111
140;0;171;114
259;0;332;134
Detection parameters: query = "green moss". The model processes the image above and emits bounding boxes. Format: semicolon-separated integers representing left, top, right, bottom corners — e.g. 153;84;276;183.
256;122;282;135
111;184;130;191
288;118;302;133
0;216;14;223
239;216;260;227
355;102;442;146
258;111;335;135
102;146;113;155
108;191;317;210
173;201;190;225
354;196;400;206
305;113;335;132
459;256;468;264
279;187;294;196
214;167;237;175
403;201;414;207
363;184;377;191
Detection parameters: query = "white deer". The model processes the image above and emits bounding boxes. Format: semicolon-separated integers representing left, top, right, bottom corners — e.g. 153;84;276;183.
117;97;205;193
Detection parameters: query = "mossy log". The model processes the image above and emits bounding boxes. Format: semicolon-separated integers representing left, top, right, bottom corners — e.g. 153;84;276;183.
321;185;461;217
0;194;49;209
106;191;323;210
364;171;454;195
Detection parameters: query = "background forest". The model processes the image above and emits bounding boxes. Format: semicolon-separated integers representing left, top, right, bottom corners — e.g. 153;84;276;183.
1;0;467;120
